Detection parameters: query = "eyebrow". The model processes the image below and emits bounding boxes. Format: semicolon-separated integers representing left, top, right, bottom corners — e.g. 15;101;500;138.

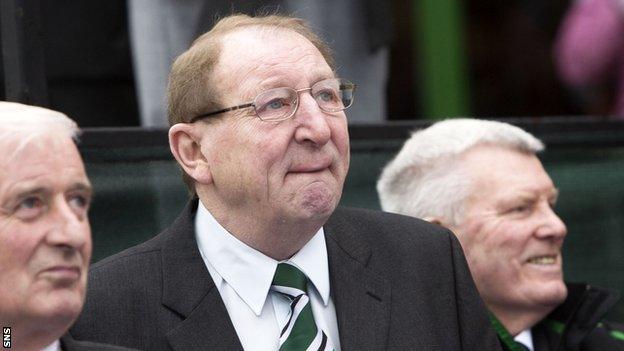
9;181;93;201
68;182;93;195
500;187;560;205
11;186;50;200
257;70;334;89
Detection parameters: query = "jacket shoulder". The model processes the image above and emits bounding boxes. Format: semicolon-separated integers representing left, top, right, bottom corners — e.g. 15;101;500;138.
328;206;455;249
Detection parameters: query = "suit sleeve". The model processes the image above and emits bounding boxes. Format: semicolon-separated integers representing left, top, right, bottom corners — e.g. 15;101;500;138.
448;231;503;350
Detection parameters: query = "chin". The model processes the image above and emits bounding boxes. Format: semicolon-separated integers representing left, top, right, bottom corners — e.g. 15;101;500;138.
534;280;568;307
297;184;340;218
33;290;85;324
299;198;337;220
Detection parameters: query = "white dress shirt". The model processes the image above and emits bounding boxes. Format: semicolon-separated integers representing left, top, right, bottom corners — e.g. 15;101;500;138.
41;340;60;351
195;202;341;351
514;329;534;351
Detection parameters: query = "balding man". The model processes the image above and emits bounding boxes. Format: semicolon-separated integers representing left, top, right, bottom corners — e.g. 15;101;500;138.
378;118;624;350
0;102;133;351
70;14;500;351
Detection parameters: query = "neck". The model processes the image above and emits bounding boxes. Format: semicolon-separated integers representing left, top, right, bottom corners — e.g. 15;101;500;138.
199;197;324;260
7;325;61;351
241;218;322;260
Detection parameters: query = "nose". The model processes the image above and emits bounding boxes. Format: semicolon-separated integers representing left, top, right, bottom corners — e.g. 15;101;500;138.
534;202;567;243
45;197;90;251
293;92;332;147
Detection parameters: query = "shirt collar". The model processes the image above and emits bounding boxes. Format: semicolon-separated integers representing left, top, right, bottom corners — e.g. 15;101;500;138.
287;227;330;304
195;201;330;316
41;339;60;351
514;329;534;351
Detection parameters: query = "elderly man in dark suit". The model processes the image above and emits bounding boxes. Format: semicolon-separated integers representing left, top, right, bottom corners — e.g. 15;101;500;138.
71;14;501;351
378;118;624;350
0;102;133;351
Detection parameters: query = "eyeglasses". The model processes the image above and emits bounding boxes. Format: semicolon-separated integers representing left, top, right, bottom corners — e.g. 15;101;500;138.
190;78;356;123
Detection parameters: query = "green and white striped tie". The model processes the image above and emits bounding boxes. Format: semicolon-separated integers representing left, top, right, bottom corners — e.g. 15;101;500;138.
271;262;334;351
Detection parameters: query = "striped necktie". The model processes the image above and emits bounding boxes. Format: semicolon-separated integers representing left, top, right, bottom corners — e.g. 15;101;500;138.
271;262;334;351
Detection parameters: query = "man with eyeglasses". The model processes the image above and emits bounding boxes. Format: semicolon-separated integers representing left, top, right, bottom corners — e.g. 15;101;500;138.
71;14;500;351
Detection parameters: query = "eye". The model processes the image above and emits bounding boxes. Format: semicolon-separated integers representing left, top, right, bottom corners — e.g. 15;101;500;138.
511;205;529;213
67;192;92;217
267;99;285;110
257;97;292;113
69;194;90;210
316;89;337;102
507;203;533;216
14;196;45;220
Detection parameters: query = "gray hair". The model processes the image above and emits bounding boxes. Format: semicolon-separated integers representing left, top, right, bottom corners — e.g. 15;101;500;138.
376;118;544;225
0;102;80;162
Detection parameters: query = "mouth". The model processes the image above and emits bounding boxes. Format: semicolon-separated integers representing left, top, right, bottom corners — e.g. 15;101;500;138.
526;255;558;265
289;158;332;174
40;265;81;283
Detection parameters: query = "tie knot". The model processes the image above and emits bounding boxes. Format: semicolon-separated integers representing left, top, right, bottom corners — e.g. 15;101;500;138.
272;263;308;295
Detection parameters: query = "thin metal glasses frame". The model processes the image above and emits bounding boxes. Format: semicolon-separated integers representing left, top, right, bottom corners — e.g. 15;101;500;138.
189;78;356;123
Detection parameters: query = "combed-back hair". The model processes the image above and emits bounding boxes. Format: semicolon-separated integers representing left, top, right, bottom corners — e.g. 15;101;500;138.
376;118;544;225
0;102;79;162
167;13;335;126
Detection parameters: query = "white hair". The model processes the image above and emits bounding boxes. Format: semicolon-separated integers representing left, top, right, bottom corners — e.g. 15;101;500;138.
377;118;544;225
0;102;80;162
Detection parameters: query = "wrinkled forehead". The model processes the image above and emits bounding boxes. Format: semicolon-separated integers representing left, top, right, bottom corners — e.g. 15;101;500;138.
0;131;76;170
460;145;554;203
214;27;333;94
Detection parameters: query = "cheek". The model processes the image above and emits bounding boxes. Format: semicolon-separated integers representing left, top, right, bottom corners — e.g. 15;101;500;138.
81;226;93;265
459;221;516;270
332;120;350;155
256;133;296;175
0;227;35;272
0;242;37;304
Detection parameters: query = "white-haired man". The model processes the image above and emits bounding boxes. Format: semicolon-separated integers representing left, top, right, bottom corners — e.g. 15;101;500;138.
378;118;624;350
0;102;133;351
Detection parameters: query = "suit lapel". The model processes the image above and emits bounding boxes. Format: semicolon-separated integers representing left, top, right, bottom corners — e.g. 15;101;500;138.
160;200;243;351
325;210;391;350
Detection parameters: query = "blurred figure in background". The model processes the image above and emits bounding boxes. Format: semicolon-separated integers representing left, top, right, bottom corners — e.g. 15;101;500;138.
128;1;390;126
554;0;624;118
0;102;133;351
378;118;624;350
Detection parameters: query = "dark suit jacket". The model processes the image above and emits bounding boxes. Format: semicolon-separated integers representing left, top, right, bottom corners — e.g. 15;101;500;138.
71;200;501;350
61;333;136;350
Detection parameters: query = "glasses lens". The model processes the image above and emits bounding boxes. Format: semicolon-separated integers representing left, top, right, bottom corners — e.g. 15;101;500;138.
311;78;355;113
253;88;297;121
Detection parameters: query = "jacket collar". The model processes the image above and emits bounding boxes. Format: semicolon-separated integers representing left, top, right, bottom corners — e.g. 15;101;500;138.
324;208;392;350
161;198;243;350
541;282;621;350
160;202;394;350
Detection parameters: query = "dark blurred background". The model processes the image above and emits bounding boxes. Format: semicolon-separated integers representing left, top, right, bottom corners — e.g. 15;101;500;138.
1;0;613;125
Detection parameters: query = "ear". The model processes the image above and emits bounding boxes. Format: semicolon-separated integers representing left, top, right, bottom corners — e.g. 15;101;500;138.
168;123;213;185
424;216;463;239
423;216;449;227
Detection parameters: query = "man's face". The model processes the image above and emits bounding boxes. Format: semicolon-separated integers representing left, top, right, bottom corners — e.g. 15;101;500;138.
197;28;350;227
0;137;92;329
449;145;567;315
